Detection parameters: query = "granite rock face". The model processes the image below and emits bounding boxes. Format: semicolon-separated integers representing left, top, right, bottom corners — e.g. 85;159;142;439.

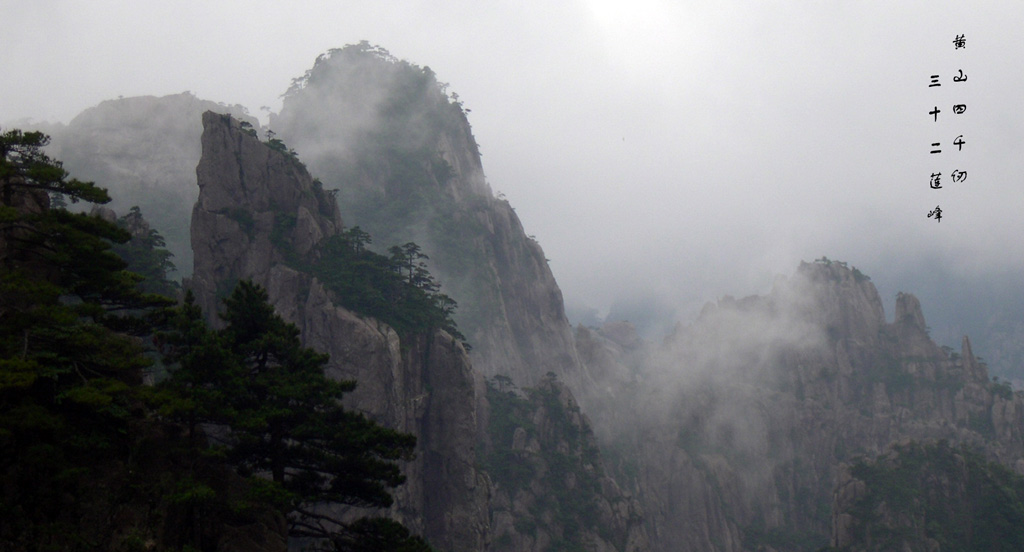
270;43;588;392
36;74;545;369
41;49;1024;552
190;111;489;550
482;375;650;552
189;111;643;551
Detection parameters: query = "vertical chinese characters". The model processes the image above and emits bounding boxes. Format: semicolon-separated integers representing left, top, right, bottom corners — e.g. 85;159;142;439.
925;34;969;222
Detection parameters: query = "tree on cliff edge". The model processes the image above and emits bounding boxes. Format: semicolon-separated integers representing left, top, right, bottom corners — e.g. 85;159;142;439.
159;280;431;551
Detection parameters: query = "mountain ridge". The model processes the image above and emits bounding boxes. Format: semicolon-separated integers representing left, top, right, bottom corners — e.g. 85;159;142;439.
16;44;1024;551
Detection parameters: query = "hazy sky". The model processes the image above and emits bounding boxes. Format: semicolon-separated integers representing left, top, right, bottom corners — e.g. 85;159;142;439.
3;0;1022;327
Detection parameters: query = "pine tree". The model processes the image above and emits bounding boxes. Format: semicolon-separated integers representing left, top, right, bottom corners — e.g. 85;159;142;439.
111;205;179;297
0;128;171;548
313;232;465;347
160;280;426;549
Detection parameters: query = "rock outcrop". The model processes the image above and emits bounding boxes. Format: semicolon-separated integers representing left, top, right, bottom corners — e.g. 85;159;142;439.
189;111;645;551
190;111;489;550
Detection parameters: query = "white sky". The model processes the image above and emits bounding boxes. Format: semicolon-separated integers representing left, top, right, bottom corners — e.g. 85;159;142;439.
2;0;1022;324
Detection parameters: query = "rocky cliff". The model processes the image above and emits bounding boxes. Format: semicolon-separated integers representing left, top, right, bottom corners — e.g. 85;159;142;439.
191;111;489;550
268;43;587;391
585;260;1024;551
189;111;644;551
481;374;649;552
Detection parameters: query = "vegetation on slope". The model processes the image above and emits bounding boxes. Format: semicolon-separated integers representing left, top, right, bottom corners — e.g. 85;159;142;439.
311;226;466;346
153;283;431;551
483;374;623;552
831;441;1024;552
110;205;179;298
275;42;505;348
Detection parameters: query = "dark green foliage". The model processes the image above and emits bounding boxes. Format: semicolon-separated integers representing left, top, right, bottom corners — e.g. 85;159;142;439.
276;42;495;346
312;227;466;346
219;281;414;504
151;291;238;446
333;181;497;347
991;379;1014;400
218;206;256;237
329;517;434;552
388;242;438;292
270;211;301;265
843;441;1024;551
239;120;258;138
110;206;179;297
284;42;470;161
0;131;429;550
483;377;538;492
157;281;422;549
483;375;615;549
0;129;110;205
527;380;605;548
968;411;996;438
814;256;870;282
264;129;299;160
858;350;918;395
0;129;173;549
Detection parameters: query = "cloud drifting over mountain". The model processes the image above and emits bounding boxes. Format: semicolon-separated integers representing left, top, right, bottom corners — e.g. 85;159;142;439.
2;0;1021;340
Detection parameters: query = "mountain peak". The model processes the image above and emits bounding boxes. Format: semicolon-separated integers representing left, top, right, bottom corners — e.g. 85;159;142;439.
274;43;490;204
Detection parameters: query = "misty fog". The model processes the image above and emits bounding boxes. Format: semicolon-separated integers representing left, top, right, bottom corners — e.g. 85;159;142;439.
3;1;1023;378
